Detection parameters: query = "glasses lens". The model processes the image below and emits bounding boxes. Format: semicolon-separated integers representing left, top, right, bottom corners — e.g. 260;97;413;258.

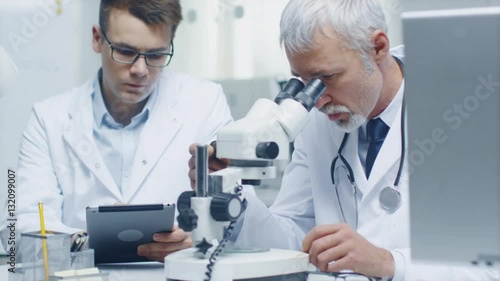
145;53;171;67
111;46;172;67
112;48;138;64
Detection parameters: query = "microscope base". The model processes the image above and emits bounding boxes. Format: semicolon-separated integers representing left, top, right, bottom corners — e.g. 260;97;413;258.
164;247;309;281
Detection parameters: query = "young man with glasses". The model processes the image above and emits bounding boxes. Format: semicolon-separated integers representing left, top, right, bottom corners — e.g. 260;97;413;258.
5;0;232;262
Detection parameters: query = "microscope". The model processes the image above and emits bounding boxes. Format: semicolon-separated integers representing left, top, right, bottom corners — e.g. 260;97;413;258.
165;78;326;281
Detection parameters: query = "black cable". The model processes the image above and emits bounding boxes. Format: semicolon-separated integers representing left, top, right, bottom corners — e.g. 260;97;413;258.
330;133;352;185
203;220;236;281
394;94;406;187
394;56;406;187
204;185;245;281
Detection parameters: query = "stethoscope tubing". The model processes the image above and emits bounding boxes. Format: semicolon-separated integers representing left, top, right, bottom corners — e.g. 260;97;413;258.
330;95;407;228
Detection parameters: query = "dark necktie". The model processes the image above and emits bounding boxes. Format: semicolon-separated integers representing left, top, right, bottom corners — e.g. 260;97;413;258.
365;118;390;178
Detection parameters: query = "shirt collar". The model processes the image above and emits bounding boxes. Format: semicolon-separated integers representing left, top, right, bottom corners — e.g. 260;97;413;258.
92;69;158;129
376;78;405;128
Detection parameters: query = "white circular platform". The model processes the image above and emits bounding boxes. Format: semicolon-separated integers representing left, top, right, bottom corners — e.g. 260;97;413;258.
165;247;309;281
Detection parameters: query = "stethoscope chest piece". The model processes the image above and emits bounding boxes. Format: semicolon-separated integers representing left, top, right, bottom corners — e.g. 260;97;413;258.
379;186;401;212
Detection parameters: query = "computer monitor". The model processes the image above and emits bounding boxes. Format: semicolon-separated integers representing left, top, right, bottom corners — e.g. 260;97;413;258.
404;7;500;266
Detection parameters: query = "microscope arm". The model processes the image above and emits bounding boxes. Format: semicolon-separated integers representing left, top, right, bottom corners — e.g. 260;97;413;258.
209;166;277;194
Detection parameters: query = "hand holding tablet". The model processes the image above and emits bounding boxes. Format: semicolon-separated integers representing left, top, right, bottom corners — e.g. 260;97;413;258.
86;203;175;264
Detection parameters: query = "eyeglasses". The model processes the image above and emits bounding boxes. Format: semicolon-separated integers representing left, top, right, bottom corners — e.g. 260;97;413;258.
100;29;174;67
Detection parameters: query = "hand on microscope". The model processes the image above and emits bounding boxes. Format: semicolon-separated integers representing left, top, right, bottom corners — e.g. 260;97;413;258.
188;143;228;189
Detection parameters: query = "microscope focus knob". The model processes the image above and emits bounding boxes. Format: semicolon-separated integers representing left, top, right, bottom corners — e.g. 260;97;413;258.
255;142;279;159
177;209;198;232
176;191;198;231
177;191;195;210
210;194;244;222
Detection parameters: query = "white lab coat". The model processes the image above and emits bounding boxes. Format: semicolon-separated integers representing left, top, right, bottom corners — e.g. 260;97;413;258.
235;50;499;280
1;71;232;243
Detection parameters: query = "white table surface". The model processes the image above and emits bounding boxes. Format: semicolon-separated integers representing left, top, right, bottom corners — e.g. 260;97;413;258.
1;263;344;281
1;263;165;281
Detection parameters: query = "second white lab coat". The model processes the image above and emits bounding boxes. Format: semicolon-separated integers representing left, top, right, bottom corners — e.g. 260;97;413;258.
3;71;233;240
236;100;411;271
234;48;499;279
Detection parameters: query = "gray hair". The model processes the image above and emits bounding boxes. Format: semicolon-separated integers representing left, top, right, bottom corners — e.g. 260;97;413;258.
280;0;388;60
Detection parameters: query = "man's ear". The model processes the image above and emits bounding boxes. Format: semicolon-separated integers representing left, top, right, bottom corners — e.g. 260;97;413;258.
370;29;390;65
92;25;102;54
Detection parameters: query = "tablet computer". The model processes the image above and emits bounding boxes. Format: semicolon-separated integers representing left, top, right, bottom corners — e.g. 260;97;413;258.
86;203;175;264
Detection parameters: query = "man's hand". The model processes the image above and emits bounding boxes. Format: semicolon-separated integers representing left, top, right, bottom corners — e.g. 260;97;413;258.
303;223;395;279
188;143;229;189
137;225;192;262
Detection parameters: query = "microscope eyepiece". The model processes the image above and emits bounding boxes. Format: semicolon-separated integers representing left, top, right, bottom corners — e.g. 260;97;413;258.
293;78;326;111
274;78;305;104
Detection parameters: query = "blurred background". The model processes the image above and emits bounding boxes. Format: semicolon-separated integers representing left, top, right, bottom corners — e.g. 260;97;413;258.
1;0;500;253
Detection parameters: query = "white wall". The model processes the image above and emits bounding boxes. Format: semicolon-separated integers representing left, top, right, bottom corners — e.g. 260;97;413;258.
168;0;291;80
0;0;100;254
171;0;404;79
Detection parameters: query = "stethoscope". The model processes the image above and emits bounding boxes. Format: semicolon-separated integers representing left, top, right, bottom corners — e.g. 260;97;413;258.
330;95;406;229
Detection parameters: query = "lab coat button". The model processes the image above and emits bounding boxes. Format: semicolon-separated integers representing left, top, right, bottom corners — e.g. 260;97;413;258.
95;163;100;169
142;160;147;165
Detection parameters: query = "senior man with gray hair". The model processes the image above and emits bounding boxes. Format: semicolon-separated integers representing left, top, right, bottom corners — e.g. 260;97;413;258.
188;0;499;280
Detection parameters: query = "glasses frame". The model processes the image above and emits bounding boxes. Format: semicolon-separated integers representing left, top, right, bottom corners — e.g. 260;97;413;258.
100;29;174;67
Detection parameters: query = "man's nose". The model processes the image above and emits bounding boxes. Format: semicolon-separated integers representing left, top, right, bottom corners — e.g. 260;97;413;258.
130;55;148;77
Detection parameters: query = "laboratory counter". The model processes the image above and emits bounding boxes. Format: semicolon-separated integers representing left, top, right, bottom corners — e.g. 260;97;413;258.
1;262;348;281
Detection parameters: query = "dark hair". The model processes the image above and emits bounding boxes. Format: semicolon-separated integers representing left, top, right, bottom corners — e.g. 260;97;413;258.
99;0;182;36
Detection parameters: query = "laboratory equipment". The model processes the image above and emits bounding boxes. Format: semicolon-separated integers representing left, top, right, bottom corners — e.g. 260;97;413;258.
165;78;326;280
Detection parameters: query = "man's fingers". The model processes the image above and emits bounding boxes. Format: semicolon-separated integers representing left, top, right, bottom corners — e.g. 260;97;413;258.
208;144;215;157
209;158;229;171
303;224;348;252
138;240;191;254
153;229;189;243
314;242;350;272
188;156;195;169
189;146;227;175
137;235;192;262
189;143;215;157
188;144;198;156
188;169;196;187
308;234;342;267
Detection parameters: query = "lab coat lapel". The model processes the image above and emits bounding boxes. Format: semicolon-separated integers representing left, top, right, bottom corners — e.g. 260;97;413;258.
367;105;403;188
122;82;183;202
62;82;121;199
